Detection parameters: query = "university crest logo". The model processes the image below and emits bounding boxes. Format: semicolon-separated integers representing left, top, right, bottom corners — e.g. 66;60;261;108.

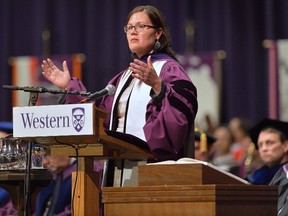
72;107;85;132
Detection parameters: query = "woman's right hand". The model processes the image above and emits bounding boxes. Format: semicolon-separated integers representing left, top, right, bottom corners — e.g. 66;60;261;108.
42;58;71;89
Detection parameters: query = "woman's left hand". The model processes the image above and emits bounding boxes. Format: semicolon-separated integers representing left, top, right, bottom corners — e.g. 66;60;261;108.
130;56;162;94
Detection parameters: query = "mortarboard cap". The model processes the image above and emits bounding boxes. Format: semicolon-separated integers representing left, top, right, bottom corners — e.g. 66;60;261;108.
249;118;288;148
0;122;13;134
195;128;217;152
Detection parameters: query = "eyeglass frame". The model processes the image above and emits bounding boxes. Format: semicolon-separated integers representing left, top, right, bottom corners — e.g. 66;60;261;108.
123;24;157;33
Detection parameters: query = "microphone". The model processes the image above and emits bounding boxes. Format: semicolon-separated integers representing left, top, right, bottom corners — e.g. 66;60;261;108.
80;84;116;103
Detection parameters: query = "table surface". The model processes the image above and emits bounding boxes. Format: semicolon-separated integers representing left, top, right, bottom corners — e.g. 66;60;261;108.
0;169;52;181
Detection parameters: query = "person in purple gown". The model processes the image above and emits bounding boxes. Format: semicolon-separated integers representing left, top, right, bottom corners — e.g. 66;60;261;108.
41;5;198;163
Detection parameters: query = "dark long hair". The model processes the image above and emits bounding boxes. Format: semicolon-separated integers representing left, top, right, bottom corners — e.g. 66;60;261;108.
127;5;177;60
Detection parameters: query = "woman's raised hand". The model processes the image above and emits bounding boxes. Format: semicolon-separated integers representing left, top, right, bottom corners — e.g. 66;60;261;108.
130;55;162;94
42;58;71;90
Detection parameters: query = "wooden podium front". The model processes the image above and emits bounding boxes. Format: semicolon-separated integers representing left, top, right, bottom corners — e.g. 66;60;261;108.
102;185;277;216
102;164;278;216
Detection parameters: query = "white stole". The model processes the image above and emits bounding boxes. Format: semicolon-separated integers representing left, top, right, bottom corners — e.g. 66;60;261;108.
109;60;166;141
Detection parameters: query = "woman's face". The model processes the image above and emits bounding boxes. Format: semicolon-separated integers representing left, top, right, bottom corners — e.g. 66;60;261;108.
126;12;162;58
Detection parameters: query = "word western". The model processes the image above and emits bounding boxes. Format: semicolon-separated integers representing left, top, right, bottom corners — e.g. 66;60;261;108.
20;112;70;129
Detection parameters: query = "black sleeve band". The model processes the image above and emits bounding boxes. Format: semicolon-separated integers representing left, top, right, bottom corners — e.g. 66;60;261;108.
150;81;166;108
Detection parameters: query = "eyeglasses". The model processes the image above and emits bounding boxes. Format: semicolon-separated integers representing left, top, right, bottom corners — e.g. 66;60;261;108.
124;24;156;33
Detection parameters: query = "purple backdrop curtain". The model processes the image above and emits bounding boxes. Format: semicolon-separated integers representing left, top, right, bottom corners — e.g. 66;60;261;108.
1;0;288;126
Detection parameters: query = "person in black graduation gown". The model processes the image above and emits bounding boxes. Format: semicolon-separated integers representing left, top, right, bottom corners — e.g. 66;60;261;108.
270;163;288;216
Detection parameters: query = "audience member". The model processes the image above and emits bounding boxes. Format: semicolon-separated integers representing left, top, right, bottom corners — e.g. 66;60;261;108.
269;163;288;216
34;155;77;216
194;128;216;162
247;118;288;185
34;155;104;216
228;117;262;177
211;125;239;174
0;122;13;138
0;122;18;215
228;117;252;162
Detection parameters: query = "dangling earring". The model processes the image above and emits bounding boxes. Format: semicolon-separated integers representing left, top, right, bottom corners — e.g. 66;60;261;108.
154;39;161;50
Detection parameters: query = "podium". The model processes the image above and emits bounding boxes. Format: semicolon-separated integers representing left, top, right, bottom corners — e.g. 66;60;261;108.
102;164;278;216
12;104;153;215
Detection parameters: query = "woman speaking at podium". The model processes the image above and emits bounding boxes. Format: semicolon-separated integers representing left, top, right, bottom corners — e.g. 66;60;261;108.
41;5;198;185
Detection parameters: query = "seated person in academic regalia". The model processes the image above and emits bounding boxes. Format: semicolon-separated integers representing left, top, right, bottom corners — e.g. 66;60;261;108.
211;125;240;175
247;118;288;185
34;155;77;216
0;188;17;215
270;163;288;216
194;128;216;162
0;121;18;215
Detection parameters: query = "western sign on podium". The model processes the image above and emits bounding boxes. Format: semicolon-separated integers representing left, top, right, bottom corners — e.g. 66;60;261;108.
13;103;152;159
13;103;153;215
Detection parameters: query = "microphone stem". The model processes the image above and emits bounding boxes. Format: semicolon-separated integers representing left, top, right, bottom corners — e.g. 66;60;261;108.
2;85;91;96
